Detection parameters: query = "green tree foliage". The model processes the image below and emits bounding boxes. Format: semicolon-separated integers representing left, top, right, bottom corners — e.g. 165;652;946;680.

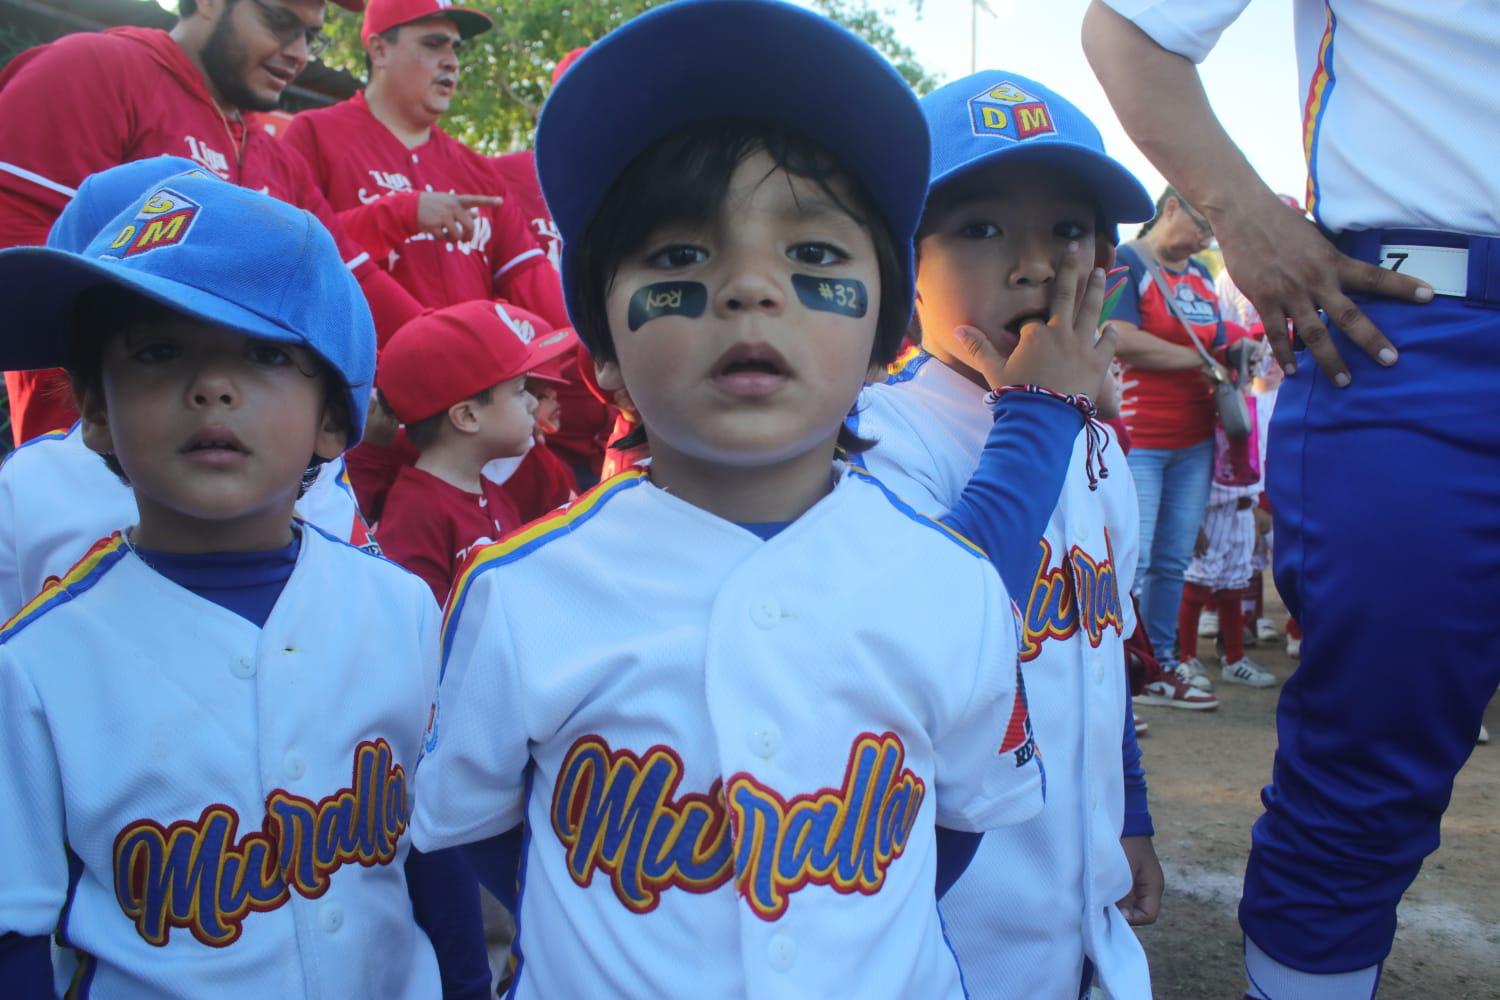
318;0;936;154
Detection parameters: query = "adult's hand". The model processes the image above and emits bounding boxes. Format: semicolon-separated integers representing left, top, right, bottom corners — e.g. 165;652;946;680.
415;192;502;243
1210;189;1433;386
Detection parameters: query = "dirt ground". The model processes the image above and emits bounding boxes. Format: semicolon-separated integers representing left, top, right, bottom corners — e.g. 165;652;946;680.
1134;590;1500;999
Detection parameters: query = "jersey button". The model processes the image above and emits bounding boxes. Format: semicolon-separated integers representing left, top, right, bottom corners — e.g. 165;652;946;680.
318;903;344;934
749;724;782;759
283;750;306;780
231;654;255;679
749;596;781;629
767;931;796;971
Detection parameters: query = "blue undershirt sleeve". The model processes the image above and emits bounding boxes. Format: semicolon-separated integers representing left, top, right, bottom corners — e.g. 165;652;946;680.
405;847;492;1000
934;827;982;898
938;393;1084;597
1121;697;1154;838
0;932;52;996
461;828;525;912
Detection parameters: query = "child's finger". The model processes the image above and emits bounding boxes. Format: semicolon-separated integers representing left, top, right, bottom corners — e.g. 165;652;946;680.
1095;322;1121;360
1074;266;1107;334
953;325;1007;388
1048;242;1082;327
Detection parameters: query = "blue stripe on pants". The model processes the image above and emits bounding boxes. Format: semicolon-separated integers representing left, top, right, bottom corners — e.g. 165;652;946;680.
1241;293;1500;972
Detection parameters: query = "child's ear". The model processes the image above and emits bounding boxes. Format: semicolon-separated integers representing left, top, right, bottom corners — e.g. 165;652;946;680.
313;400;350;462
73;378;115;457
593;359;623;394
446;399;482;435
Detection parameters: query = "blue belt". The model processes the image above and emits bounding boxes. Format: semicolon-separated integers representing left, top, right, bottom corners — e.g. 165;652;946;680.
1333;229;1500;308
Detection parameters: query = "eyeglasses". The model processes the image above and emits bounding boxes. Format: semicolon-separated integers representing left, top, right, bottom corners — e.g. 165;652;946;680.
248;0;331;58
1182;203;1213;239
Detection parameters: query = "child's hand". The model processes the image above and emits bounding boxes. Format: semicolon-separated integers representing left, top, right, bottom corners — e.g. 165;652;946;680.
982;245;1118;397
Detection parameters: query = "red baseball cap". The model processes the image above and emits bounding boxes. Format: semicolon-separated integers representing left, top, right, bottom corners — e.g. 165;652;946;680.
378;301;578;423
362;0;493;44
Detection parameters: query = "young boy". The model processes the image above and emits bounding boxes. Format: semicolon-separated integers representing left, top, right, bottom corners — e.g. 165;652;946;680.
0;157;375;622
375;299;576;602
854;71;1159;998
406;3;1132;995
0;173;487;998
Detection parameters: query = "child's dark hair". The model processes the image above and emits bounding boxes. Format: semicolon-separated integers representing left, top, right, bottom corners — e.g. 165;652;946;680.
65;285;349;495
376;386;495;451
570;120;907;455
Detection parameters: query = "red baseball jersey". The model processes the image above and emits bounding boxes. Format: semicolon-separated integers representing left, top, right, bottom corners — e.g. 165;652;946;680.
0;27;424;443
281;93;557;315
376;465;522;604
490;150;562;272
1112;243;1224;450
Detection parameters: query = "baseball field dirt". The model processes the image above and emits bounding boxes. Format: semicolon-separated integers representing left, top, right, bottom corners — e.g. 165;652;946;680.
1134;591;1500;999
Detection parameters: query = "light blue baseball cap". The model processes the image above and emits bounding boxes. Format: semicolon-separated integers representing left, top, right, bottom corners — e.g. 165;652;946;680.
47;156;201;253
921;71;1153;224
0;169;376;444
536;0;932;341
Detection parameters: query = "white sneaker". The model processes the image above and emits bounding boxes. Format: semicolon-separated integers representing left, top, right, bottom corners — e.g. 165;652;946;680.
1256;618;1279;642
1198;610;1219;637
1221;657;1277;688
1174;657;1213;692
1286;635;1301;658
1134;712;1150;737
1479;723;1490;746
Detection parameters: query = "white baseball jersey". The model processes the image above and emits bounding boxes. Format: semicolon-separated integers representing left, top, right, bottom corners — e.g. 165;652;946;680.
854;352;1150;1000
0;425;371;621
412;465;1042;998
1103;0;1500;236
0;524;441;999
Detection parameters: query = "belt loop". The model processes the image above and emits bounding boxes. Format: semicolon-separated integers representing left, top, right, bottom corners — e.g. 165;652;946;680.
1335;230;1384;266
1467;236;1500;308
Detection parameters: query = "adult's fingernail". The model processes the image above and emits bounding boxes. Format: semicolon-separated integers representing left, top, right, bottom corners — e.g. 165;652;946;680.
1066;241;1079;253
1415;286;1434;302
1334;371;1351;387
1284;361;1297;375
1378;347;1398;365
1093;267;1106;279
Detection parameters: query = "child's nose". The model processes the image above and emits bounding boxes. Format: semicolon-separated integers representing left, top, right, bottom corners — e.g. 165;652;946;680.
185;362;239;407
1008;235;1056;288
714;252;786;317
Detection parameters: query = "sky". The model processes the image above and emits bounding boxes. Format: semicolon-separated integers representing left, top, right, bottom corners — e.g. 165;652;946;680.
794;0;1310;205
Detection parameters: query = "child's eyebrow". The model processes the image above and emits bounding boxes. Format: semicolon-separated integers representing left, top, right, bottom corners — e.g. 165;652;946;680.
774;195;861;227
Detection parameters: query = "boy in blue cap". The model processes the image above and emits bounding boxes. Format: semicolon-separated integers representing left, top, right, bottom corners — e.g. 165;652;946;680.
856;72;1161;998
0;156;375;623
410;3;1121;996
0;173;488;998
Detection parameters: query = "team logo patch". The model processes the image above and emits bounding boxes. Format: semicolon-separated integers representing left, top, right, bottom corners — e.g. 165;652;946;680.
101;187;202;259
549;731;925;920
968;81;1057;141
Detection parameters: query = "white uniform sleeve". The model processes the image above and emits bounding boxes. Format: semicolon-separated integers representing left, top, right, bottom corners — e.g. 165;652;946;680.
852;392;949;518
1100;0;1255;63
410;570;530;850
931;572;1044;832
1106;441;1141;637
0;463;24;622
0;653;70;935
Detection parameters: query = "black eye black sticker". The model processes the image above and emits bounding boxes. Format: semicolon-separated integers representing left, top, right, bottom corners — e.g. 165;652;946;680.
791;274;868;318
627;282;707;331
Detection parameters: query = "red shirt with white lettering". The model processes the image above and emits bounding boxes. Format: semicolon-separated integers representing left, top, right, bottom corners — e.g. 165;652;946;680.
1112;243;1224;450
281;92;556;315
376;465;522;604
0;27;423;443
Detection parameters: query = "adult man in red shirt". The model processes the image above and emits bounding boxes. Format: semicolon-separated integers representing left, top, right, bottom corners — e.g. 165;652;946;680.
0;0;425;444
283;1;603;504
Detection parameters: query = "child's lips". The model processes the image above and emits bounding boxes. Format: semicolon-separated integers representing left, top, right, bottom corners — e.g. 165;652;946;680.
711;342;791;399
180;428;250;466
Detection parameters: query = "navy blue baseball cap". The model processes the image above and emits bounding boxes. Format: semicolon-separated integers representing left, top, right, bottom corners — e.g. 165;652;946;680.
921;71;1153;224
535;0;931;341
0;170;376;444
47;156;201;253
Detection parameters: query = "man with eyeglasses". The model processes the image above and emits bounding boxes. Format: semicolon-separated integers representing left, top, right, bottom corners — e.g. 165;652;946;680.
0;0;428;445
